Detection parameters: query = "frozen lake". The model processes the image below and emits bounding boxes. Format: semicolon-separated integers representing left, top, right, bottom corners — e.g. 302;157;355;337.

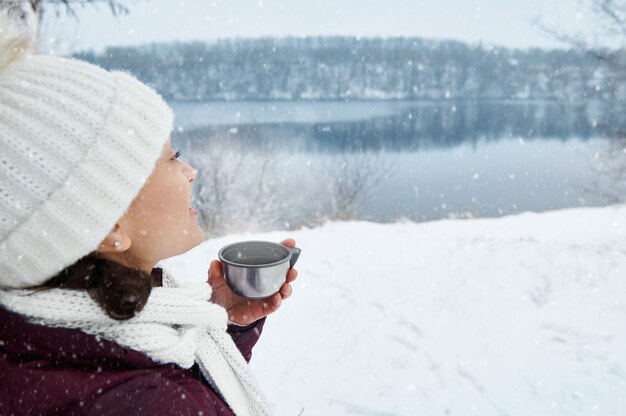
171;100;623;224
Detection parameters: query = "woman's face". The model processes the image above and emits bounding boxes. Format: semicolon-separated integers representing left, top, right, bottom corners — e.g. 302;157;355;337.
102;137;204;272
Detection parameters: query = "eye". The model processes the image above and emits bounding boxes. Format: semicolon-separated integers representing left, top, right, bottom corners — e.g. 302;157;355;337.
172;149;181;161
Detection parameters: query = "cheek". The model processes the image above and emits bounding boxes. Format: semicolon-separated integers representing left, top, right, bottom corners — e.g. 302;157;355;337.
143;172;183;205
127;169;190;230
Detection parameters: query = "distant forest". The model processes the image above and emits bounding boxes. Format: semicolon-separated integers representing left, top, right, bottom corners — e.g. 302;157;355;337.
75;37;625;102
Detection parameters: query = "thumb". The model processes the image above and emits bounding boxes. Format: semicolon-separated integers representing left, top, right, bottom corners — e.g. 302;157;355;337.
208;260;225;286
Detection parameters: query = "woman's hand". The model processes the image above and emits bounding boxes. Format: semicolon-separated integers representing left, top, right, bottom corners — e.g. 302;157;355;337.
208;238;299;326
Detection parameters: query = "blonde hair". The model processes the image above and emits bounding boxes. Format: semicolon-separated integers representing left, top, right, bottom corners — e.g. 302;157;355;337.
0;11;37;71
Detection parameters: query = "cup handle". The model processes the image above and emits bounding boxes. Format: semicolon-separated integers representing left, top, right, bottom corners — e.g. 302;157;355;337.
289;247;301;269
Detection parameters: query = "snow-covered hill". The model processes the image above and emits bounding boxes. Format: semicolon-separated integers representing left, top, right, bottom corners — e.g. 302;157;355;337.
162;205;626;415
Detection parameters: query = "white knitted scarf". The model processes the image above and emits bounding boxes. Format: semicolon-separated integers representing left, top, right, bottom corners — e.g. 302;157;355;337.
0;282;270;416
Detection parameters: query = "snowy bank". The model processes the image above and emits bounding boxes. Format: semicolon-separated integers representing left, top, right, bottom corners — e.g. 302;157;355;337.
161;205;626;415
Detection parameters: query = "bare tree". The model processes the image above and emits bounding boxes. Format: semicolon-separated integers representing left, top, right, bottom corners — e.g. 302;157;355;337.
1;0;136;37
535;0;626;70
184;130;290;237
184;133;250;236
229;154;288;232
5;0;132;19
582;139;626;203
537;0;626;204
324;152;393;221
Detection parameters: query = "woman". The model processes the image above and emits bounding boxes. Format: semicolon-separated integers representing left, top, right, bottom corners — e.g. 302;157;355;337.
0;14;296;416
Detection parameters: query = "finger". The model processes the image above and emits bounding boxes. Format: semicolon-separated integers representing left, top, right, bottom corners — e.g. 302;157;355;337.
280;238;296;248
279;282;292;299
262;293;282;315
286;268;298;283
208;260;224;285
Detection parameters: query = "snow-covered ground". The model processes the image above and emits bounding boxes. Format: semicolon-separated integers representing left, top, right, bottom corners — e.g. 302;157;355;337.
162;205;626;415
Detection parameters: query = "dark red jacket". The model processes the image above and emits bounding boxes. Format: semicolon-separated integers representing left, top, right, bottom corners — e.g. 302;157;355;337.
0;269;266;416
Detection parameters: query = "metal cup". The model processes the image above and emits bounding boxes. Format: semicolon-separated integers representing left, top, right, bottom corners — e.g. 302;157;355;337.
218;240;302;299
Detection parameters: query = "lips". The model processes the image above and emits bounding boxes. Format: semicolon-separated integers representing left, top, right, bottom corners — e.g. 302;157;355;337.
189;207;198;216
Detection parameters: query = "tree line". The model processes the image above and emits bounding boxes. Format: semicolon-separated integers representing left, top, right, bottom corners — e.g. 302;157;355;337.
74;36;625;102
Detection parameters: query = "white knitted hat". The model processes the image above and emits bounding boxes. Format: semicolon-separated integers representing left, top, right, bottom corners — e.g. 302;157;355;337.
0;15;173;288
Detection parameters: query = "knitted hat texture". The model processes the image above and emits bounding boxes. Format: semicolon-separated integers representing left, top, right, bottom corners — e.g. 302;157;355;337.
0;15;173;288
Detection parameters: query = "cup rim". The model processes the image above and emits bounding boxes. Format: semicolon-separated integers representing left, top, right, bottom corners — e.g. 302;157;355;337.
218;240;291;268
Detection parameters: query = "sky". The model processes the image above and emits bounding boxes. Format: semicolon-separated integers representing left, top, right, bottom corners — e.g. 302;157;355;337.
39;0;605;54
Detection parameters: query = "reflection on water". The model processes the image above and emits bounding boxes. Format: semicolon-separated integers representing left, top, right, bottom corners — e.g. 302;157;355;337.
363;139;604;221
173;100;624;152
171;100;409;127
172;100;622;228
